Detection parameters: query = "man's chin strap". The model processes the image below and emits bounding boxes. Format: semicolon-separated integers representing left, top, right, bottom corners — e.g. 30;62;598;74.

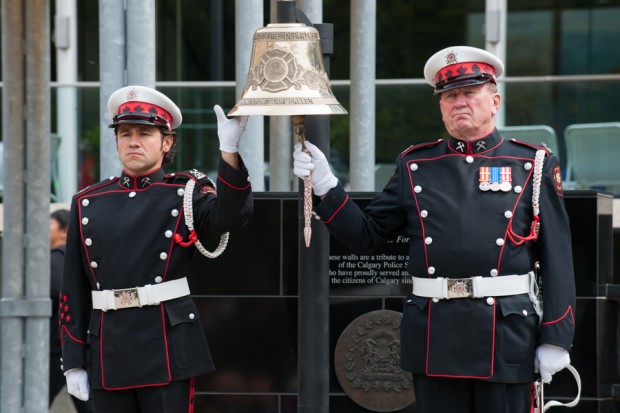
536;364;581;412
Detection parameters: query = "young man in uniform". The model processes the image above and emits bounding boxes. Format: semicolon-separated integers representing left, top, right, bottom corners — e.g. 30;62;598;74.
60;85;253;412
293;46;576;412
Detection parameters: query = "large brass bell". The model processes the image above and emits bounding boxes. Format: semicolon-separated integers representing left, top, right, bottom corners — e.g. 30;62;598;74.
229;22;347;247
228;22;347;117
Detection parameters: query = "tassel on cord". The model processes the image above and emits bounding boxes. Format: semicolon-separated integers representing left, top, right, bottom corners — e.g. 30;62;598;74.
174;230;197;247
506;149;545;246
507;215;540;245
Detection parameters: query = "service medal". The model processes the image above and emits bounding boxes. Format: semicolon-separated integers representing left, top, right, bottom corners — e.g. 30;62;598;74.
500;166;512;192
479;167;491;191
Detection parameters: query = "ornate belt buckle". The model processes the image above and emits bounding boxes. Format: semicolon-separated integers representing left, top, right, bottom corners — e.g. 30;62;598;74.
113;288;140;309
447;278;473;299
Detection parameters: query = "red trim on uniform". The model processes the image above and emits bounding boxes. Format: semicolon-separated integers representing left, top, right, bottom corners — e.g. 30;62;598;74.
322;195;349;224
530;382;537;413
541;305;575;327
216;175;251;191
60;325;87;345
188;377;196;413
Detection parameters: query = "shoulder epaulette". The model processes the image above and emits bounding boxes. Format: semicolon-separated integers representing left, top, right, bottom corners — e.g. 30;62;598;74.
507;139;552;156
400;139;444;157
165;169;212;183
75;177;117;197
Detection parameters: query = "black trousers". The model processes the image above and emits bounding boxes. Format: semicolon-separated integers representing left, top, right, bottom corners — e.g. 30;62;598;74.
91;378;195;413
413;374;534;413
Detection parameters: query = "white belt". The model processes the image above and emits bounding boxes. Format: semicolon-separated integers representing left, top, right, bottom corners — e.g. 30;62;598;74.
412;272;532;299
92;277;190;311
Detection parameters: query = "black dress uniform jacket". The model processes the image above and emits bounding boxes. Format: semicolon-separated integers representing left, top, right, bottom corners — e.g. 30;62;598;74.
316;130;575;383
60;158;252;390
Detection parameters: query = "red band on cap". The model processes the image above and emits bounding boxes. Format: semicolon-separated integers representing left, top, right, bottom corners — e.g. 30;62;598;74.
117;101;172;130
435;62;495;86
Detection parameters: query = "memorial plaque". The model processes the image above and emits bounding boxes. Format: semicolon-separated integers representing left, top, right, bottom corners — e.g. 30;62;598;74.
334;310;414;412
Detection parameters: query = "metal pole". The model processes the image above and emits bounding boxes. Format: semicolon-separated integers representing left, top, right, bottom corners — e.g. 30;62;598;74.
349;0;376;191
268;0;292;192
99;0;125;179
24;1;52;410
0;1;26;411
126;0;156;87
291;1;332;408
235;0;265;191
55;0;79;201
485;0;507;127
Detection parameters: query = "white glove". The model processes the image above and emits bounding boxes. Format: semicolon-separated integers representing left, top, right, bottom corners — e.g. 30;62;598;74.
293;141;338;196
535;344;570;383
214;104;248;153
65;367;90;401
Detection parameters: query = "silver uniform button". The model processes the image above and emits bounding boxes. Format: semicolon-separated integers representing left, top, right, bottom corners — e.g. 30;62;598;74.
247;176;251;182
81;199;90;207
109;176;116;180
524;162;532;170
410;163;418;171
425;237;433;245
155;276;163;283
177;188;185;196
504;211;513;219
85;238;93;246
81;217;89;225
486;297;495;305
160;252;168;260
496;238;505;246
165;230;173;238
514;185;523;193
466;156;474;164
522;310;528;316
432;298;440;303
171;209;179;217
189;313;195;320
129;191;136;198
490;269;498;277
420;210;428;218
428;266;436;275
414;185;422;193
90;261;98;269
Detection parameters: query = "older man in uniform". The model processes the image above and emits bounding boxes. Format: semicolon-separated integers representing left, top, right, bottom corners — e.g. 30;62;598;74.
293;46;575;412
60;85;253;412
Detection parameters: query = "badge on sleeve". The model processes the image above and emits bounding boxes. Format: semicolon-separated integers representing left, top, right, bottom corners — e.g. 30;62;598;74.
553;164;563;196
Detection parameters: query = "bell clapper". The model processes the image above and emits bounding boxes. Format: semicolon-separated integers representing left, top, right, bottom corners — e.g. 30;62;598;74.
293;115;312;248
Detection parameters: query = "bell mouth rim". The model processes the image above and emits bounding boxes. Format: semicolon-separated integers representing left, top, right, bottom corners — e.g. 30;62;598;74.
228;104;348;117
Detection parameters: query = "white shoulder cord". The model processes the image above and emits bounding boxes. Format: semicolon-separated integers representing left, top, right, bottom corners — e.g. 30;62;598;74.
529;149;547;320
531;149;546;223
182;178;230;258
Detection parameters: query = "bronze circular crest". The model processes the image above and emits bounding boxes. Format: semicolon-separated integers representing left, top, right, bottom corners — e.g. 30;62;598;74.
334;310;414;412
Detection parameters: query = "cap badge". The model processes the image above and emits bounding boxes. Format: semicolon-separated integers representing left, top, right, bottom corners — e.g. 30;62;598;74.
125;88;139;101
445;50;458;65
